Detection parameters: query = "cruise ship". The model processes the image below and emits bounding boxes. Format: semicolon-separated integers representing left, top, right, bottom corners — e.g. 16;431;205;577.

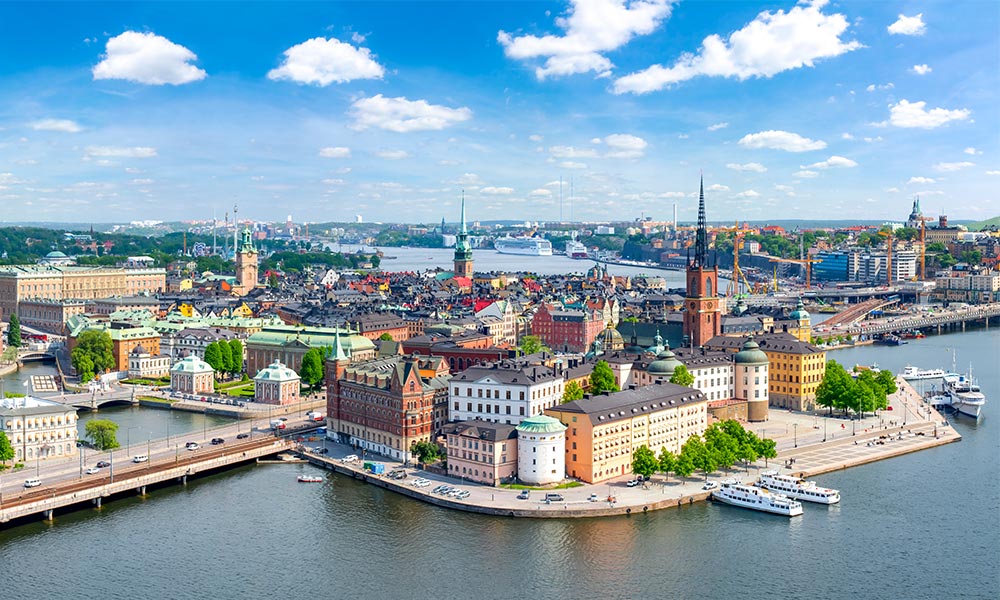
565;240;589;259
494;236;553;256
712;479;803;516
757;470;840;504
901;365;947;381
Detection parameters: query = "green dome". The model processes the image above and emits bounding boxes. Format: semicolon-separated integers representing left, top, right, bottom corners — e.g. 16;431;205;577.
789;298;810;321
734;339;769;365
647;346;683;376
516;415;567;434
45;251;67;258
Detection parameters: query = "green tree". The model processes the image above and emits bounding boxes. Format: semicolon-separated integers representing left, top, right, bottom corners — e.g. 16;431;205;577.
518;335;549;355
657;448;676;482
669;364;695;387
589;360;619;394
70;330;114;383
378;332;394;341
410;440;441;464
7;313;21;348
218;340;234;377
267;272;279;288
562;380;584;403
960;249;982;265
816;360;852;416
704;423;738;473
631;444;659;479
228;339;244;375
674;439;697;478
85;419;120;451
755;436;778;468
203;341;224;374
0;431;14;465
299;347;325;390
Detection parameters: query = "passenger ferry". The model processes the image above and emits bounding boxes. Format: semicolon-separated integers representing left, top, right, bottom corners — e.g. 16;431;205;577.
565;240;589;259
494;236;553;256
758;470;840;504
901;365;947;381
712;478;803;517
942;371;986;421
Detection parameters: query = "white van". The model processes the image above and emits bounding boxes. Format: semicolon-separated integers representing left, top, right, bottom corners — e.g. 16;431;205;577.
23;478;41;488
132;455;149;463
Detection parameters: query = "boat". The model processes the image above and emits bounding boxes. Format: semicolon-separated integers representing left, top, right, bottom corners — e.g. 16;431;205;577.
876;334;907;346
494;236;553;256
566;240;589;259
943;371;986;421
297;475;324;483
712;478;803;516
757;470;840;504
901;365;947;380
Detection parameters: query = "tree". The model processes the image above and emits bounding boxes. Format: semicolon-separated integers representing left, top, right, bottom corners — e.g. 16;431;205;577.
562;380;584;403
267;272;279;288
669;364;695;387
85;419;120;451
7;313;21;347
673;441;696;479
218;340;234;378
589;360;619;394
228;339;244;375
203;341;224;374
410;440;440;464
70;330;114;383
0;431;14;465
960;249;982;265
755;436;778;468
704;423;738;473
658;448;676;482
299;347;325;390
518;335;549;355
631;444;659;479
816;360;851;415
378;332;394;341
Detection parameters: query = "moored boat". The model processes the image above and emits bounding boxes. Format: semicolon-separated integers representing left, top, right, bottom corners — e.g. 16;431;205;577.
712;478;803;516
494;236;553;256
901;365;947;380
297;475;324;483
757;470;840;504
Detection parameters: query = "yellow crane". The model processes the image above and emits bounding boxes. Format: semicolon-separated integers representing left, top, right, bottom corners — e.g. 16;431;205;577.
769;256;823;290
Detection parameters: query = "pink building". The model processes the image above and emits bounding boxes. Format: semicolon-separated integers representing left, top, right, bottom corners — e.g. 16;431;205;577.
170;355;215;395
443;420;518;486
253;360;301;406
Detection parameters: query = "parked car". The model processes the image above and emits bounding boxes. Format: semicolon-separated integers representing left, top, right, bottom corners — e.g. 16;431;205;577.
85;467;100;475
211;438;224;445
316;447;329;455
456;490;470;500
95;461;111;468
544;493;564;502
626;479;641;487
342;454;359;463
132;455;149;463
702;481;719;490
23;478;41;488
588;493;599;502
236;433;249;440
517;490;530;500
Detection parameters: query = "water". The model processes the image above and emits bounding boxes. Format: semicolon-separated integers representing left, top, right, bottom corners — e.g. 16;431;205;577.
1;328;996;599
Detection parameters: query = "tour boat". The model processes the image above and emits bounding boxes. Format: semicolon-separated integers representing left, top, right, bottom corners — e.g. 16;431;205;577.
942;371;986;421
297;475;324;483
901;365;947;381
712;478;803;517
757;470;840;504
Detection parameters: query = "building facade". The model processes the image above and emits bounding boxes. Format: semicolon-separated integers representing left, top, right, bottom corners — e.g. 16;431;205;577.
683;178;722;348
516;415;567;485
449;360;564;425
16;298;87;334
170;355;215;394
127;344;171;378
443;420;518;486
453;196;474;278
233;227;259;296
245;324;376;376
758;334;826;411
254;360;301;406
0;396;78;463
530;303;604;353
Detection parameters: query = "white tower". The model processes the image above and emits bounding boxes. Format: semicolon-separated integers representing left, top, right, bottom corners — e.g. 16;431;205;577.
516;415;567;485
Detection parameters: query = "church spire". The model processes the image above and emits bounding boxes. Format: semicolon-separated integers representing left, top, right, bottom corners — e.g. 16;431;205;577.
694;173;708;267
460;190;468;234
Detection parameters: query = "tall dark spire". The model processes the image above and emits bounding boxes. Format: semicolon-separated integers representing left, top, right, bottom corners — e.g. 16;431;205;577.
694;174;708;267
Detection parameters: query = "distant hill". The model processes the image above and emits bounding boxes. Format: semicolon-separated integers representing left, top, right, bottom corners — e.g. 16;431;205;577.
966;216;1000;231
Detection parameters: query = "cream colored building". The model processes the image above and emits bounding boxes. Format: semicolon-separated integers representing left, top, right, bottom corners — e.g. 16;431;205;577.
170;355;215;394
254;360;301;406
0;396;78;462
443;420;518;486
127;344;171;379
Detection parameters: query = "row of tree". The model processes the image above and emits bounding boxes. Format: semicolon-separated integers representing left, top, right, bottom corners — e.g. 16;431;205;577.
203;339;244;379
631;420;778;481
815;360;897;418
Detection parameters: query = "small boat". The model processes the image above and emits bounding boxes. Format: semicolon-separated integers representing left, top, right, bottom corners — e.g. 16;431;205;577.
297;475;324;483
901;365;947;380
757;470;840;504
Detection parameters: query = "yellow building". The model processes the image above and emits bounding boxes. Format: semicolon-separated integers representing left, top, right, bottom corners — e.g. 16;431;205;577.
757;333;826;411
545;381;708;484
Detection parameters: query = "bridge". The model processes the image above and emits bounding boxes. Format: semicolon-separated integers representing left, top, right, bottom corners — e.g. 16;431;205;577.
814;303;1000;337
43;390;141;410
821;297;901;329
16;350;56;362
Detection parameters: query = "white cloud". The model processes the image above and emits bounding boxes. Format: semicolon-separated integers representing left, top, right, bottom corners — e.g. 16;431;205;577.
985;170;1000;176
907;176;935;184
603;133;648;158
451;173;485;186
911;64;932;75
677;133;689;139
529;134;543;142
707;122;729;131
130;178;154;185
794;170;819;178
267;37;384;86
888;13;926;36
560;161;588;169
319;146;351;158
659;191;686;198
726;162;767;172
614;0;861;94
707;183;730;192
322;178;345;185
85;145;157;158
30;119;82;133
549;145;599;158
885;187;900;193
803;155;857;169
866;82;893;92
481;186;515;195
964;147;982;156
933;161;974;172
529;188;553;197
841;132;855;140
375;150;410;160
774;184;795;196
350;95;472;132
92;31;206;85
886;99;970;129
863;136;883;143
733;189;760;198
498;0;675;79
738;130;826;152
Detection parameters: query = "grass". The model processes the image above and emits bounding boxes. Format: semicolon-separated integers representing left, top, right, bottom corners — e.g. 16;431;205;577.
500;481;584;491
138;395;176;404
220;385;256;398
216;378;251;390
121;377;170;386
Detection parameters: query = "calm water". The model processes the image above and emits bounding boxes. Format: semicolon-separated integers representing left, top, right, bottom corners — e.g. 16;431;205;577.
1;328;996;599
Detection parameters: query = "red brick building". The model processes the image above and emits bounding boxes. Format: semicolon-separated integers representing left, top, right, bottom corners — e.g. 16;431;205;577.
530;303;604;353
402;329;508;373
345;312;410;342
683;178;722;348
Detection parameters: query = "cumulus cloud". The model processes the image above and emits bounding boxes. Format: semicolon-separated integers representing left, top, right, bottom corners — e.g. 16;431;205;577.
986;170;1000;176
733;189;760;198
726;162;767;172
841;132;855;140
375;149;410;160
911;64;932;75
774;184;795;196
613;0;860;94
964;147;982;156
738;130;826;152
481;186;515;195
92;31;206;85
886;99;970;129
707;122;729;131
267;37;384;85
659;191;686;198
560;161;588;169
498;0;675;79
85;146;157;158
866;82;893;92
350;95;471;132
549;145;599;158
888;13;926;36
794;170;819;178
802;155;857;169
529;188;553;197
933;161;974;172
529;134;543;142
603;133;648;158
706;183;730;192
451;173;485;186
319;146;351;158
907;176;935;184
30;119;82;133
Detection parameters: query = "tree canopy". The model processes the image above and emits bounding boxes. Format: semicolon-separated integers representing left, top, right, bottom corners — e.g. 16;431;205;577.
71;330;115;383
218;341;234;376
562;380;584;403
7;314;21;348
85;419;120;451
631;444;659;479
203;342;224;373
518;335;549;355
589;360;619;394
299;347;325;390
228;339;244;374
410;440;441;464
818;360;895;418
669;364;695;387
0;431;14;464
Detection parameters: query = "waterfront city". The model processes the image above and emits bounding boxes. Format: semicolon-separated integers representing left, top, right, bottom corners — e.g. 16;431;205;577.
1;2;998;600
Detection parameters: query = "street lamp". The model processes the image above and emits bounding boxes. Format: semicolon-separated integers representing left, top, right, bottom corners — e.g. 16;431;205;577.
823;416;827;443
793;423;798;448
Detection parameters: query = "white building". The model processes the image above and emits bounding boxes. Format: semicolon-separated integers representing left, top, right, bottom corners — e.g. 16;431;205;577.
449;361;564;425
127;344;171;378
475;300;518;347
516;415;567;485
0;396;78;462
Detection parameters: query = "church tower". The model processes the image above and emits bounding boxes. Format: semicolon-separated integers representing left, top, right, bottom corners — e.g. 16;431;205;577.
453;194;474;278
683;176;722;347
235;227;258;295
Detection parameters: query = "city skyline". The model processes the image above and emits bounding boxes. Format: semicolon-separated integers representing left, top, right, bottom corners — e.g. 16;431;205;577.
0;0;997;223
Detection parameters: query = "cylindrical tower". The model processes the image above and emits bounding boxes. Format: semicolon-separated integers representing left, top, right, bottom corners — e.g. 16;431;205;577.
734;338;770;422
516;415;567;485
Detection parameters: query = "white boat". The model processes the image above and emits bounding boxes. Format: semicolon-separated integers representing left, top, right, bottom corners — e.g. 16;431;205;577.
297;475;324;483
901;365;947;380
566;240;589;259
712;478;803;516
494;236;553;256
758;470;840;504
944;371;986;421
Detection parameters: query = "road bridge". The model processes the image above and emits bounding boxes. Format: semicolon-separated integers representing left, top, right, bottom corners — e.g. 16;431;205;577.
815;303;1000;337
822;297;901;329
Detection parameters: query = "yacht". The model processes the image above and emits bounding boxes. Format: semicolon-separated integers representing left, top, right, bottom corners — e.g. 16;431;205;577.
712;478;803;517
901;365;947;381
758;470;840;504
943;372;986;421
494;236;553;256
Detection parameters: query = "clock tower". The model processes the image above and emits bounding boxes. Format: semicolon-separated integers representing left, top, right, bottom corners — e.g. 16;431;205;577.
453;194;474;278
683;176;722;348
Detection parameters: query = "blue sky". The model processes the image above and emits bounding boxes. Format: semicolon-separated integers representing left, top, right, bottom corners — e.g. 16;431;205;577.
0;0;996;224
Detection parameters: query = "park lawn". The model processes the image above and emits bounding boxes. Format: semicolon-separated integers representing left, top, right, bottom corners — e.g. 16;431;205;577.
138;395;176;404
500;481;584;491
122;377;170;386
220;385;256;398
216;378;251;390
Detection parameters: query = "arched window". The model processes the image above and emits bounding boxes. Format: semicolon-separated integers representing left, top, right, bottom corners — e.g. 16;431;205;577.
705;277;713;297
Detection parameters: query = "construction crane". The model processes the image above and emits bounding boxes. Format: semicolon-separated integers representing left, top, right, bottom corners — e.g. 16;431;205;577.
717;221;754;296
769;256;823;289
878;229;893;286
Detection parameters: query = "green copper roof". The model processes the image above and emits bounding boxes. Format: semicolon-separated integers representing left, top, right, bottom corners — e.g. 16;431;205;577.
734;339;769;365
171;355;213;373
516;415;567;434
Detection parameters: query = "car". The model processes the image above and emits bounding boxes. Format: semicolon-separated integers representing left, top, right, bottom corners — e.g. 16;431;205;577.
342;454;359;463
517;490;530;500
236;433;249;439
85;467;100;475
211;438;224;445
544;493;564;502
432;485;448;493
455;491;470;500
23;478;41;488
96;461;111;468
626;479;641;487
186;442;201;451
415;480;431;488
702;482;719;491
132;455;149;463
588;493;599;502
447;489;464;498
317;447;329;455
